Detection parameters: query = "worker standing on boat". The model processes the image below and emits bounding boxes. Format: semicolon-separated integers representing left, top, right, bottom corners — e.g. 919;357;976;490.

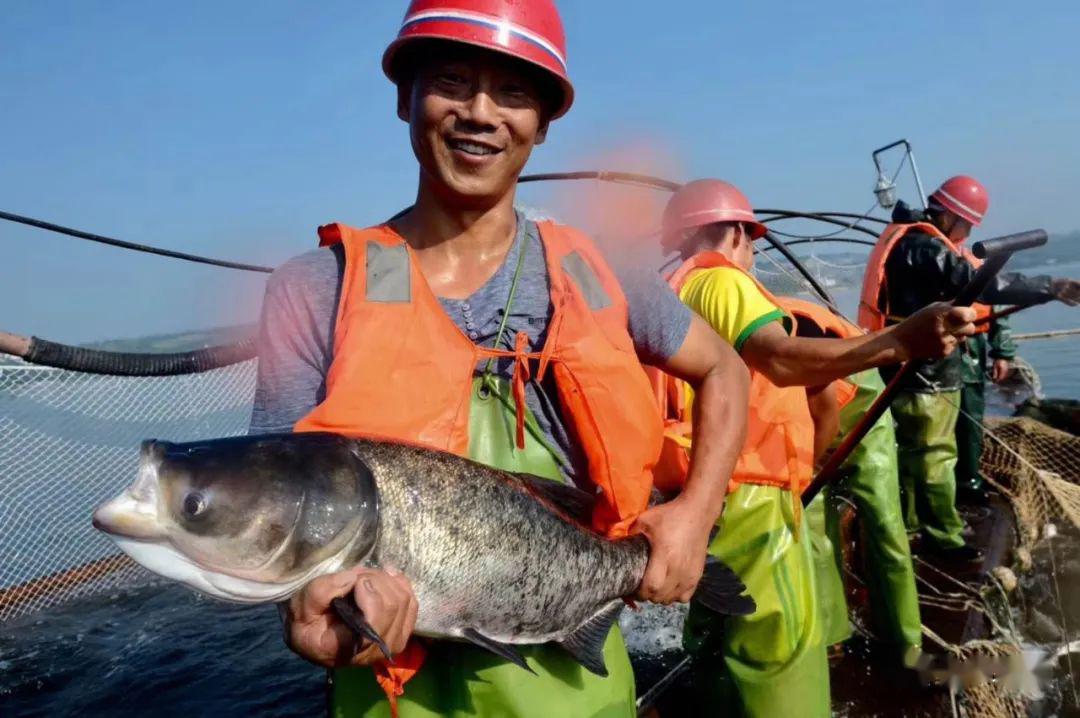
655;179;977;718
780;297;923;669
957;287;1017;505
248;2;757;716
955;318;1016;506
858;175;1080;562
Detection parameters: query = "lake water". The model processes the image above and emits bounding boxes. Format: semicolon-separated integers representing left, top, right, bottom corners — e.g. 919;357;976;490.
1;262;1077;717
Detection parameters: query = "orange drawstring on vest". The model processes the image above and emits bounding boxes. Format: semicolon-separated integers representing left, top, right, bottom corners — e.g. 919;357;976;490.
512;331;532;450
374;641;426;718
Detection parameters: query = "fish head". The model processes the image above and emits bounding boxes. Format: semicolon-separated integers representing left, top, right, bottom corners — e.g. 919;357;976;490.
93;433;379;603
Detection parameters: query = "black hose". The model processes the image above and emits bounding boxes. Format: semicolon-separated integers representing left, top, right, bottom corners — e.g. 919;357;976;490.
761;237;877;251
24;335;258;376
4;169;874;377
758;211;882;238
518;171;681;192
757;210;889;226
0;210;274;274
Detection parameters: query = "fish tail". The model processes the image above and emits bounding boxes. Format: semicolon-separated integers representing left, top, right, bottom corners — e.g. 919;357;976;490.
693;557;756;616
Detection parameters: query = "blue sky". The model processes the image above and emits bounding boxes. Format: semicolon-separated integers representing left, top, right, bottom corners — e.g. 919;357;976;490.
3;0;1079;343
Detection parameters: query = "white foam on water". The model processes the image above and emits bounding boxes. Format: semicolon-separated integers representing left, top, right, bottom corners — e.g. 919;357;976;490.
619;603;688;656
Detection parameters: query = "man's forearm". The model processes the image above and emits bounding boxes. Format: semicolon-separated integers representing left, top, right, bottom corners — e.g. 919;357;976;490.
748;329;906;388
680;362;749;523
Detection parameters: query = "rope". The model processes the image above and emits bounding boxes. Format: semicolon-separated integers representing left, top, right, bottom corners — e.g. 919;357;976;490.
1013;328;1080;341
806;255;864;271
0;209;274;273
635;655;692;715
751;241;841;315
1045;534;1079;709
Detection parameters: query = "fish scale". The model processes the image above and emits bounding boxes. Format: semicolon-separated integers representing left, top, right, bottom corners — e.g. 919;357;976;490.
92;432;754;673
362;438;646;642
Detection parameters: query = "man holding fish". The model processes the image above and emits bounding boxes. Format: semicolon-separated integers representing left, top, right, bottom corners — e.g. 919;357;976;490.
94;2;983;716
246;1;755;715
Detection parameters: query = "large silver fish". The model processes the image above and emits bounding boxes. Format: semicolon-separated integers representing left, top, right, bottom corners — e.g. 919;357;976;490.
92;433;753;673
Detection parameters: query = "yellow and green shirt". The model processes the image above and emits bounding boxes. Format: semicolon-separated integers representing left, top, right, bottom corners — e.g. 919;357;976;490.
678;266;791;351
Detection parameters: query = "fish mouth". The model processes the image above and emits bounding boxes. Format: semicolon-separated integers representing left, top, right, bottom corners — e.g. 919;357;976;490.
92;493;166;541
92;440;167;540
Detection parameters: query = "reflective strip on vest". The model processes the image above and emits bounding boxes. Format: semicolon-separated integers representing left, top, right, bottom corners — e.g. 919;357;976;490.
365;241;411;302
562;251;611;310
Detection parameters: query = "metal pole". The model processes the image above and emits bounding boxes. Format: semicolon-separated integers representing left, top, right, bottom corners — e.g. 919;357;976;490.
907;145;929;210
871;139;927;210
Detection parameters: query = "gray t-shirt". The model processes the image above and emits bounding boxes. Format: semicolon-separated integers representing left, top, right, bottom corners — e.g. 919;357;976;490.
249;216;692;483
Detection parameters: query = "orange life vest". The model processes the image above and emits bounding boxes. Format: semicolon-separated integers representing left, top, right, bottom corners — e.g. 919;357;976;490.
650;252;815;516
857;222;991;333
775;295;860;410
297;219;664;535
295;219;664;708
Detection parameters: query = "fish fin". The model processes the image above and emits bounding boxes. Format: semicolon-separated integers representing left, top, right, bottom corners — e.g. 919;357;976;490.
692;557;756;617
556;600;624;676
331;596;394;663
517;474;595;525
462;629;536;675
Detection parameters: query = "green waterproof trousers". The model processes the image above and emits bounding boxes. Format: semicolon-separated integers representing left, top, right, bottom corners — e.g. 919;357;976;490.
684;483;830;718
955;379;986;494
330;377;638;718
807;495;851;647
893;390;965;549
808;368;923;656
331;634;636;718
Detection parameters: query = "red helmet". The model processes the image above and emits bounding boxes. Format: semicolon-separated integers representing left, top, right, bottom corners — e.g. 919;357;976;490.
929;175;989;226
661;179;768;253
382;0;574;119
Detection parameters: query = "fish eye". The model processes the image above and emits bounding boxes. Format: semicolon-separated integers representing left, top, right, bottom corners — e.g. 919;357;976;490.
182;492;207;519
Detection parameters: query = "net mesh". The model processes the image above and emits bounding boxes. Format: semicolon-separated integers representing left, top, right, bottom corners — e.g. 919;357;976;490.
980;417;1080;549
0;358;256;623
938;417;1080;718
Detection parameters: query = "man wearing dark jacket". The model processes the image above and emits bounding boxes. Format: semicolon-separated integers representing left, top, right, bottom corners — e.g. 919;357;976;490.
956;306;1016;505
859;175;1080;561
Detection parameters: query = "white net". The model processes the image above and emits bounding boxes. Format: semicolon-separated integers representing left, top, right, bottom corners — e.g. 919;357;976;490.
0;358;257;624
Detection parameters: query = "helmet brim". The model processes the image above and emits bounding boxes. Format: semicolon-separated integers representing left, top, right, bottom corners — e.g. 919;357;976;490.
747;221;769;240
382;35;574;120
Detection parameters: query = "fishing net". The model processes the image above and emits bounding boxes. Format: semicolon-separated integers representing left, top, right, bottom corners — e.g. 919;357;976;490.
980;417;1080;550
0;358;257;624
926;416;1080;718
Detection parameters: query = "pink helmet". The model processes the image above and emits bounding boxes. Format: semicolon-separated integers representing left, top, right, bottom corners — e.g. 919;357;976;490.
929;175;989;226
382;0;574;119
661;179;768;253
